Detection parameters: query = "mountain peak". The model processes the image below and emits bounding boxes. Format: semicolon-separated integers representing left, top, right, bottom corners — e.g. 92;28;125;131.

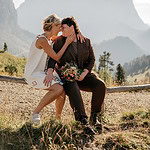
0;0;34;56
0;0;18;30
17;0;148;42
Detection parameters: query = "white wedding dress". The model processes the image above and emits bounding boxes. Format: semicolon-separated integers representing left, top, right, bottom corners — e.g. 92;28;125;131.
24;34;62;89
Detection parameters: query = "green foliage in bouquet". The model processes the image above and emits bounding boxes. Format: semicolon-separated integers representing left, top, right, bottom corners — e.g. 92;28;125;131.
60;62;83;82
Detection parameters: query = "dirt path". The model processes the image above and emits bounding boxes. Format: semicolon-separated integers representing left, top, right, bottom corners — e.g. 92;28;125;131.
0;81;150;122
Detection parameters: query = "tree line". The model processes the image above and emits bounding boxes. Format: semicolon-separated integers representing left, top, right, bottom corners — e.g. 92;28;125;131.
123;55;150;76
94;51;126;86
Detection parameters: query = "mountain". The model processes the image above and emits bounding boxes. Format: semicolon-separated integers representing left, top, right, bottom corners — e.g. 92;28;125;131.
17;0;148;41
0;0;17;30
0;0;34;56
17;0;150;57
134;29;150;53
93;36;145;65
123;55;150;76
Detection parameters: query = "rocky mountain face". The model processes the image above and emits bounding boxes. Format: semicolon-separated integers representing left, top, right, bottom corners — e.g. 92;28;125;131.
0;0;34;56
0;0;18;31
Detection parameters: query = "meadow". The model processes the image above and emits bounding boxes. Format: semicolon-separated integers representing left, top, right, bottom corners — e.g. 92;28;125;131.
0;80;150;149
0;52;150;149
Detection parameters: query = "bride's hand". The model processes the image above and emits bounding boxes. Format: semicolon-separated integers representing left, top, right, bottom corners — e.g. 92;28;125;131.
77;32;86;43
65;33;76;45
43;69;55;87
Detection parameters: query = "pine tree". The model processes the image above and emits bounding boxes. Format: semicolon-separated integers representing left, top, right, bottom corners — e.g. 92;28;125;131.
3;43;8;52
115;64;126;85
98;51;114;84
98;51;114;72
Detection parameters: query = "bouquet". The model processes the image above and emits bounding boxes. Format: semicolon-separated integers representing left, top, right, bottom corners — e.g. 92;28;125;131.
60;62;83;82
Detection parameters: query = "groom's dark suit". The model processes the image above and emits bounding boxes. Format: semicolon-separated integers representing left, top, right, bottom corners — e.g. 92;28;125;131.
48;35;106;121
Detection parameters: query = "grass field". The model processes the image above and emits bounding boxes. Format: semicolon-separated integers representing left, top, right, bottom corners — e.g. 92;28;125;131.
0;104;149;149
0;80;150;149
0;52;150;149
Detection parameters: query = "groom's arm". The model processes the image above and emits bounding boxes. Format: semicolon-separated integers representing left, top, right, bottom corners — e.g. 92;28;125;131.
47;44;59;69
43;42;59;86
47;56;56;70
47;36;65;69
77;39;95;81
44;36;65;86
84;38;95;72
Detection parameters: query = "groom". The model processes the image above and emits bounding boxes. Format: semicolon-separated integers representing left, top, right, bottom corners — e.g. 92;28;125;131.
47;17;106;134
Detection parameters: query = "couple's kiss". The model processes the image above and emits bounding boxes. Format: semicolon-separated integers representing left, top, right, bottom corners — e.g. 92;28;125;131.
24;14;106;134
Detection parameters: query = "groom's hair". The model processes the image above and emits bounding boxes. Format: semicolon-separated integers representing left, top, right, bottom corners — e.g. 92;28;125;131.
61;17;80;35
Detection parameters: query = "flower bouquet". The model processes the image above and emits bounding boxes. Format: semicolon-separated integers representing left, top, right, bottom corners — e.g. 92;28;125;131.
60;62;83;82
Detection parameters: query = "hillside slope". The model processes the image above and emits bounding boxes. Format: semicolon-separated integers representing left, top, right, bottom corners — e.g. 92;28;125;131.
0;52;26;76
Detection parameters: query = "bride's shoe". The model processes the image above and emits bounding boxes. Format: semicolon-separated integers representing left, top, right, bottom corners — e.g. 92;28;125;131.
32;113;40;125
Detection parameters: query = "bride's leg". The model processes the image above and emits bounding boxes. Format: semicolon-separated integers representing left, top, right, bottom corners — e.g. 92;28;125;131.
33;84;63;114
55;90;66;119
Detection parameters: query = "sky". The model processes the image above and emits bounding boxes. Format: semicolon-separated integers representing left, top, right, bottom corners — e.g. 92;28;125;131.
13;0;150;25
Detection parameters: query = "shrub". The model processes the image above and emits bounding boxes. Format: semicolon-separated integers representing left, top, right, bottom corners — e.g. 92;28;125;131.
4;64;18;75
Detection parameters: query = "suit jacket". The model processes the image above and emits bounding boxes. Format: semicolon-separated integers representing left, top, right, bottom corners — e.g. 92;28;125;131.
48;35;95;73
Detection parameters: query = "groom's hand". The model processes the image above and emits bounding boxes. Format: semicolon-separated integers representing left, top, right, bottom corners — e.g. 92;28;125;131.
43;68;55;87
78;69;89;81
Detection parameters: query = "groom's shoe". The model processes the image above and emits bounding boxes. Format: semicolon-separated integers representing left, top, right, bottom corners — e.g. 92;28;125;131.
90;113;102;134
80;118;96;135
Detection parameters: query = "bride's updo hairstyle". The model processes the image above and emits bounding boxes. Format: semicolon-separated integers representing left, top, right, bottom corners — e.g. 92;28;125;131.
42;14;61;31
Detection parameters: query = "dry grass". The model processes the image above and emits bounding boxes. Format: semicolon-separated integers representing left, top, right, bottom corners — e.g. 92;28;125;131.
0;80;150;149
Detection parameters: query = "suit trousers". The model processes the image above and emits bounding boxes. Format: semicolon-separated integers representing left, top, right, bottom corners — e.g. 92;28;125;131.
63;73;106;121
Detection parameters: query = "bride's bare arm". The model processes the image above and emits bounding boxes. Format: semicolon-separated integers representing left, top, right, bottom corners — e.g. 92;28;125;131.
37;34;75;61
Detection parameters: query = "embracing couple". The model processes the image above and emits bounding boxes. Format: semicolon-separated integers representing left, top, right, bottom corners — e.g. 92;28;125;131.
24;14;106;135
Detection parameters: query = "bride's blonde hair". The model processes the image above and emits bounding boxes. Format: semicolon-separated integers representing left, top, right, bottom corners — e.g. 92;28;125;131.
42;14;61;31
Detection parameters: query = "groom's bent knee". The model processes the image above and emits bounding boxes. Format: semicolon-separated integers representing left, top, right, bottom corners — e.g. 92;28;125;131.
64;81;79;95
95;79;106;92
